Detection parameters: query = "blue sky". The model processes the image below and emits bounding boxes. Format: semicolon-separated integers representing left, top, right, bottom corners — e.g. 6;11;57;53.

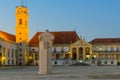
0;0;120;41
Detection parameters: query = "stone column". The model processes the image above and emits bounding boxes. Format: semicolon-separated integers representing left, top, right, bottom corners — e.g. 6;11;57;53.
83;47;86;61
38;30;54;75
77;48;79;61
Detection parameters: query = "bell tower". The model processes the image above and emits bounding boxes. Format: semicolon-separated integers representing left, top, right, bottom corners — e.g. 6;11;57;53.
15;1;29;65
15;5;29;42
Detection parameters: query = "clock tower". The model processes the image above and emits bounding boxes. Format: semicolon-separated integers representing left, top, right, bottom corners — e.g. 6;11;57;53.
15;5;29;66
15;6;29;43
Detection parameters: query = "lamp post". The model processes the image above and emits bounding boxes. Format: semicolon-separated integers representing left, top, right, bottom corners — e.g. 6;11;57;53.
29;56;32;59
28;55;33;65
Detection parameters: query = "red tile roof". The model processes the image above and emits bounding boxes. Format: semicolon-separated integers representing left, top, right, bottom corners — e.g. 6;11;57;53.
29;31;79;46
0;30;16;42
90;38;120;44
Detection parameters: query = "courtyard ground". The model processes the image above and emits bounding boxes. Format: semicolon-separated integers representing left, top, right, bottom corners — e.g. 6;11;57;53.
0;66;120;80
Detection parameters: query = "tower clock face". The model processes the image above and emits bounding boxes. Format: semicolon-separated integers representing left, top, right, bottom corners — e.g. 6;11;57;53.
18;8;23;13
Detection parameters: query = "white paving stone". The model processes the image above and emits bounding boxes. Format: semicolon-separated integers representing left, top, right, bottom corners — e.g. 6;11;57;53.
0;66;120;80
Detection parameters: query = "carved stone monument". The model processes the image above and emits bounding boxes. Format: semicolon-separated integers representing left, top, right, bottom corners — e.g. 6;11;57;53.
38;30;54;75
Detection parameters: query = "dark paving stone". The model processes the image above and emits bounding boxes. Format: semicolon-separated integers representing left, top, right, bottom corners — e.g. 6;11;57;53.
88;74;120;79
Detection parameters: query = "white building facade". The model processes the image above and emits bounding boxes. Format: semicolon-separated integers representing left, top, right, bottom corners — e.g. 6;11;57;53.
0;37;17;66
90;38;120;66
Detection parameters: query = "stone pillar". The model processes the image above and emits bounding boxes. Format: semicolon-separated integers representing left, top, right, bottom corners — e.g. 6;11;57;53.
83;47;86;61
77;48;79;61
38;30;54;75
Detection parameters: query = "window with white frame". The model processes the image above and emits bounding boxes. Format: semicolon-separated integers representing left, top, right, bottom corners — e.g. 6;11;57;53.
64;47;69;52
102;47;105;52
8;59;10;65
96;47;99;52
56;47;61;53
108;47;111;52
111;47;113;51
52;47;54;52
116;47;119;51
12;49;14;57
119;47;120;51
94;47;96;51
113;47;117;51
105;47;108;52
7;49;10;57
12;60;14;65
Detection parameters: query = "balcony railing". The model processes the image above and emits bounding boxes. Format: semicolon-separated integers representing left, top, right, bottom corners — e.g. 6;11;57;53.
52;50;68;54
93;50;120;53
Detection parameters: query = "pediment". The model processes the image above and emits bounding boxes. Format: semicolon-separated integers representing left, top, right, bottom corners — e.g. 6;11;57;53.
71;39;84;46
71;39;91;46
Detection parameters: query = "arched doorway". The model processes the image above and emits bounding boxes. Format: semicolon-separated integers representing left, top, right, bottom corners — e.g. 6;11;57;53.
72;48;77;60
117;60;120;65
79;47;83;60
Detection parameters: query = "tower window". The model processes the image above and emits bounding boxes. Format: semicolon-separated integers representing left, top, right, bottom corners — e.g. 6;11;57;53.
19;33;22;35
20;38;21;41
19;19;22;25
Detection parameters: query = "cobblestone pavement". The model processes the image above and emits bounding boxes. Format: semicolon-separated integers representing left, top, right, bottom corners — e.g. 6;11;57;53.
0;66;120;80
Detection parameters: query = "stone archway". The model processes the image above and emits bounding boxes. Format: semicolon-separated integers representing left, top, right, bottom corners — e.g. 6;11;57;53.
117;60;120;65
79;47;83;60
72;48;77;60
